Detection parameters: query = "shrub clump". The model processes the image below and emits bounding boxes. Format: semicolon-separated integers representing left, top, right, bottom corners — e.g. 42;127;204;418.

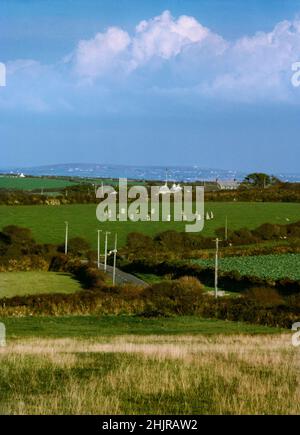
140;276;204;316
244;287;284;307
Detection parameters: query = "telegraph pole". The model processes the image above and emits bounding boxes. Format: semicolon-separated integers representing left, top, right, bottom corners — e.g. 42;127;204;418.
112;233;118;286
225;216;228;241
97;229;102;269
214;238;221;299
64;221;69;255
104;231;110;272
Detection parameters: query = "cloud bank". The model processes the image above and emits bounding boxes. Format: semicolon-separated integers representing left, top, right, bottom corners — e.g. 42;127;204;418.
3;10;300;112
73;10;227;76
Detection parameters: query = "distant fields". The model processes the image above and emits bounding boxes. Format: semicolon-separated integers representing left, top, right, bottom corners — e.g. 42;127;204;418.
0;202;299;248
0;176;77;191
0;175;145;190
192;253;300;280
0;272;82;298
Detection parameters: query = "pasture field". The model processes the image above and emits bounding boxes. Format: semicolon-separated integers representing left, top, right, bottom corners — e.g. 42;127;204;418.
0;175;145;191
87;178;146;186
0;176;77;191
0;272;82;299
0;319;296;414
0;201;299;248
1;315;282;339
192;253;300;280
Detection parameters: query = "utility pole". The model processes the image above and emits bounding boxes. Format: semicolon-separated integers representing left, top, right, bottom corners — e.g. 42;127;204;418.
104;231;110;272
112;233;118;285
97;230;102;269
214;238;221;299
64;221;69;255
225;216;228;241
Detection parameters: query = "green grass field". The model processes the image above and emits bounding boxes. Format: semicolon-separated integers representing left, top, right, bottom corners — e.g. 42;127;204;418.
0;272;82;298
0;175;145;191
1;315;283;339
0;176;76;191
192;253;300;280
0;201;299;248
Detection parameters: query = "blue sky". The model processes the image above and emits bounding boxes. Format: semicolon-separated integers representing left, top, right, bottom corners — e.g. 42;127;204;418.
1;0;300;172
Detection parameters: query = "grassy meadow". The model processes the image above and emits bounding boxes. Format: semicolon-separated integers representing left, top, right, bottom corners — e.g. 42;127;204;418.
0;176;76;191
0;331;298;414
0;201;299;248
0;176;145;191
0;272;82;299
2;316;282;339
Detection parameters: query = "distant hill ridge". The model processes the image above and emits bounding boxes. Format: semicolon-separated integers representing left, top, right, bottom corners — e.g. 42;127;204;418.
0;163;299;182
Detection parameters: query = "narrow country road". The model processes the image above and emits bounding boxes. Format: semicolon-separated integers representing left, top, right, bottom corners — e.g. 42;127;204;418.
81;260;149;287
81;259;148;286
102;264;148;286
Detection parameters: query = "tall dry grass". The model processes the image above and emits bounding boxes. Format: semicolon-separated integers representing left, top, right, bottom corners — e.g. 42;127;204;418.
0;334;299;414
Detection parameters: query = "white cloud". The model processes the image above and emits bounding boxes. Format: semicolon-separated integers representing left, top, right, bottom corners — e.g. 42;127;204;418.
200;18;300;101
130;10;215;68
74;26;131;77
73;11;225;77
72;10;300;103
7;59;44;77
4;11;300;106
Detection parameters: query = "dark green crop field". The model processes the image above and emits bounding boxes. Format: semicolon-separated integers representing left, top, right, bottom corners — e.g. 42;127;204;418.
192;253;300;280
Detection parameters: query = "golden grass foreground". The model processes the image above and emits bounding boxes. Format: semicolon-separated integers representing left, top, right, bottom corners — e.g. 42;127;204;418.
0;334;299;415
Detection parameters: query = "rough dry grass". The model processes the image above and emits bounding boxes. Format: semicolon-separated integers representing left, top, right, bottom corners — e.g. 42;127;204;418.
0;334;299;415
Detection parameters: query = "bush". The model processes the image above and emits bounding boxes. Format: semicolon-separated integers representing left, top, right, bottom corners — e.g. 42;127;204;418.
0;256;49;272
0;225;36;257
287;221;300;238
1;225;34;244
72;264;105;289
244;287;284;307
142;276;204;315
253;223;285;240
57;237;90;257
49;255;106;289
230;228;258;245
48;254;69;271
126;233;156;253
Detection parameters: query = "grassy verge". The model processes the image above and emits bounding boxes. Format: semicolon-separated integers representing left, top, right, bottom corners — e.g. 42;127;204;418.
134;273;164;284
